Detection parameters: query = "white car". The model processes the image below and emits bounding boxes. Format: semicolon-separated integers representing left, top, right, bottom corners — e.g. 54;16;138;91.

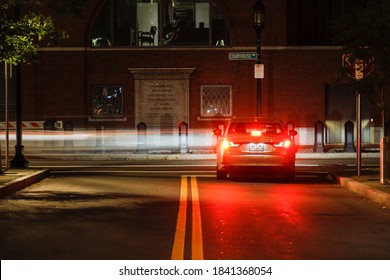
215;118;297;180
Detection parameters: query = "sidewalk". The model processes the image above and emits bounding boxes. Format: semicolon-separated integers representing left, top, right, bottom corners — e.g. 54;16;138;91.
1;150;389;209
332;168;390;209
0;169;50;197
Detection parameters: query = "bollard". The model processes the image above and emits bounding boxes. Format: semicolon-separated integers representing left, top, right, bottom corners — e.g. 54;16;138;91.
96;123;104;154
63;121;74;151
344;121;355;152
286;121;296;139
385;120;390;137
178;121;189;153
286;121;294;132
64;121;73;131
137;122;147;153
212;124;225;151
313;121;325;152
44;118;56;151
44;118;57;130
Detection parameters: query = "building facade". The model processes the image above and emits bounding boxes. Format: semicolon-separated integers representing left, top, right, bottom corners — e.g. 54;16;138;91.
10;0;387;145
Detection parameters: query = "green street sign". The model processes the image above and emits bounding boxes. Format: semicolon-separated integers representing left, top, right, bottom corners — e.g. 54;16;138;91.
229;52;257;60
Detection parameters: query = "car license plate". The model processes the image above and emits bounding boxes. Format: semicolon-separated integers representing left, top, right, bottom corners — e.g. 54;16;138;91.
249;143;264;151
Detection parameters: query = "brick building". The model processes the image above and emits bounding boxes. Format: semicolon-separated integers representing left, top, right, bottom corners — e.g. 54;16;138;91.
5;0;387;145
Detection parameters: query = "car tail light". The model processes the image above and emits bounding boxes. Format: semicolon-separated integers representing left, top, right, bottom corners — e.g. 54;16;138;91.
222;139;240;149
273;139;292;148
251;130;262;137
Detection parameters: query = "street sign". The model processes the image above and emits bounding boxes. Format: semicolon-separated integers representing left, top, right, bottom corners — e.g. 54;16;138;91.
342;52;374;176
342;53;374;80
229;52;257;60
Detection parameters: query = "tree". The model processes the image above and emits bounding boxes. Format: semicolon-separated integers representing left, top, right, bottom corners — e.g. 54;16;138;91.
0;0;85;64
330;0;390;136
1;0;85;167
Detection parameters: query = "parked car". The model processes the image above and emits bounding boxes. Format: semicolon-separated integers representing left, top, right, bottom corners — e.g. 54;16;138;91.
214;118;297;180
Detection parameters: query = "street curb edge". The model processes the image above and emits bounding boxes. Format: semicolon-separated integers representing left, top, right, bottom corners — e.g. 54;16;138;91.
0;170;50;198
337;176;390;209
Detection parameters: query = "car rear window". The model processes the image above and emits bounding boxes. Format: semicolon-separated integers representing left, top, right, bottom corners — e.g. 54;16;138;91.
227;122;284;136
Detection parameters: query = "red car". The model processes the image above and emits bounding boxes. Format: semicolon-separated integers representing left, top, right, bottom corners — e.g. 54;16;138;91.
215;118;297;180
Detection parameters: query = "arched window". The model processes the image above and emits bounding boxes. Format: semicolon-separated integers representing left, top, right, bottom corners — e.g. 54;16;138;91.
91;0;230;47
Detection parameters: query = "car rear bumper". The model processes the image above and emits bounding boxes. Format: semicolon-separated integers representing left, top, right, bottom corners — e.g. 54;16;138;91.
220;153;295;167
218;153;295;175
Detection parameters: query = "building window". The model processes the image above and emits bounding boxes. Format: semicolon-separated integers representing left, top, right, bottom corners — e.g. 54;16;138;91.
201;85;232;117
92;85;123;117
91;0;230;47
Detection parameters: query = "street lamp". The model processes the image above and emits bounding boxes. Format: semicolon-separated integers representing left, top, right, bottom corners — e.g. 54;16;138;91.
253;0;265;117
8;5;29;168
10;64;29;168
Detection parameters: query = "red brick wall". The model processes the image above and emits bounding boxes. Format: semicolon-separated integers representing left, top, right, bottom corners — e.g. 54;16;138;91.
22;47;341;129
20;0;342;131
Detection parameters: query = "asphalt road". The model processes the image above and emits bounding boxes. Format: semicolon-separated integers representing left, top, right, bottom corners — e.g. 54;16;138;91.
1;164;390;260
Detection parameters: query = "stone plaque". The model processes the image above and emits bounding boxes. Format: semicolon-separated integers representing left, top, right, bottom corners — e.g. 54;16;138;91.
129;68;194;128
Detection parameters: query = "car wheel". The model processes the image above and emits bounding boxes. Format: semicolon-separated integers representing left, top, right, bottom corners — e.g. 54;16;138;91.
286;167;295;181
286;172;295;181
216;168;227;180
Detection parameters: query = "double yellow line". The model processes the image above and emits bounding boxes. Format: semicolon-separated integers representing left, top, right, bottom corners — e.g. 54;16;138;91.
171;176;204;260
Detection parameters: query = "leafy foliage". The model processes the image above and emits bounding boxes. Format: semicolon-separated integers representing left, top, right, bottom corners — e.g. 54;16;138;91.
0;0;85;64
330;0;390;128
331;0;390;86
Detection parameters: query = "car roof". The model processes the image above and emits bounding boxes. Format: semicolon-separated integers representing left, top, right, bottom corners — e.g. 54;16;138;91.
227;117;283;124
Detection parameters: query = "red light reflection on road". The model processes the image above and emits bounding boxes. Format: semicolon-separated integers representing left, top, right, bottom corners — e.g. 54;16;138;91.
199;180;307;259
273;188;303;226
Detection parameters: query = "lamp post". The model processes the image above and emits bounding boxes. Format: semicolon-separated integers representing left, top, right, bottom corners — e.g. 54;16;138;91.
9;4;28;168
10;64;29;168
253;0;265;117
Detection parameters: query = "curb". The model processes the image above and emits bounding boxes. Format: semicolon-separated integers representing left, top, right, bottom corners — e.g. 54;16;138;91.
336;176;390;209
0;169;50;197
296;152;379;159
29;153;218;161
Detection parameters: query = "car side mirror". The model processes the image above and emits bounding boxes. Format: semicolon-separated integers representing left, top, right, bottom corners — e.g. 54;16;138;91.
213;128;222;137
289;130;297;136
